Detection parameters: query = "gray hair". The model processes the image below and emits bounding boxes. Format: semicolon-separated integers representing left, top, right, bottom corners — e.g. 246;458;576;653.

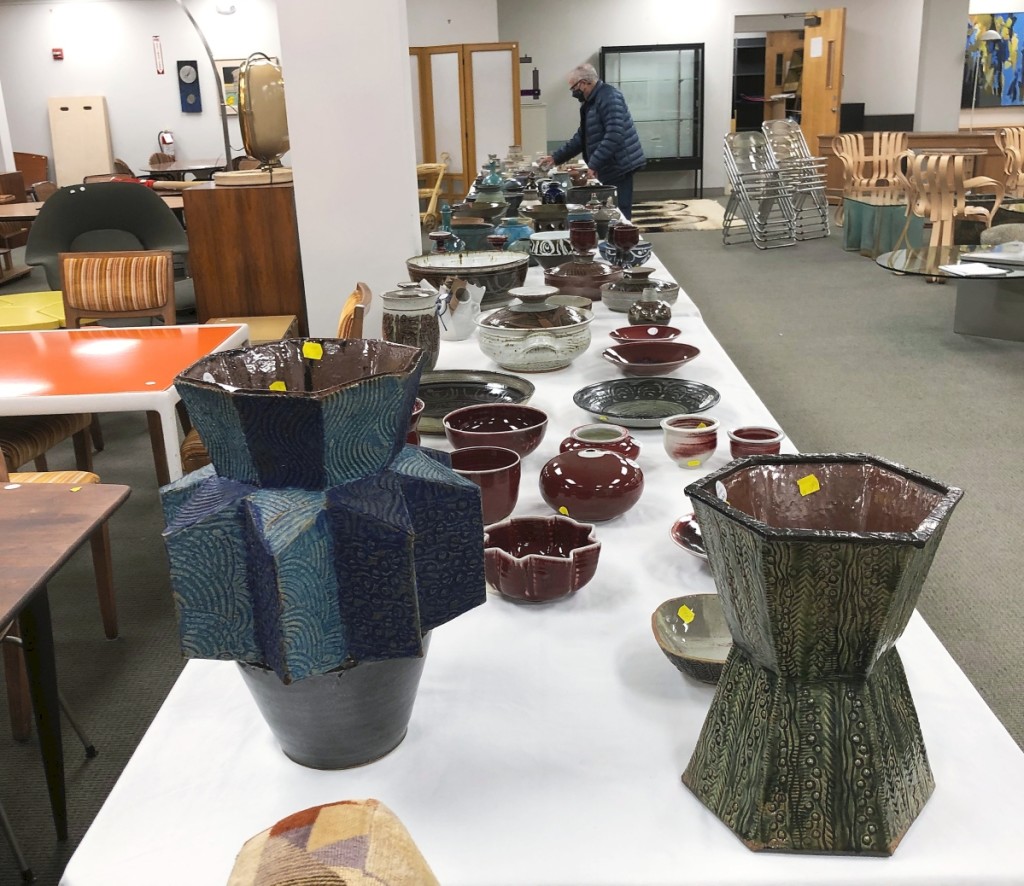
569;63;598;84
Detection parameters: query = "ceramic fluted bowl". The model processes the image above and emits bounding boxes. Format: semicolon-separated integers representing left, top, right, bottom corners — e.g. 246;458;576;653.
651;594;732;684
483;514;601;603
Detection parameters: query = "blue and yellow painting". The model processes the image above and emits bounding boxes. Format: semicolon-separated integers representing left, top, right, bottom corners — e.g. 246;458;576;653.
964;14;1024;107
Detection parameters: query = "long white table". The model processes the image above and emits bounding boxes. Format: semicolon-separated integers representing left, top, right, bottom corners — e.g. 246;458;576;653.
62;257;1024;885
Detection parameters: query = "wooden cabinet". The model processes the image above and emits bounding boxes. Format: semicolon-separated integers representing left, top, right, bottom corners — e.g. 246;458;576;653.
183;182;307;334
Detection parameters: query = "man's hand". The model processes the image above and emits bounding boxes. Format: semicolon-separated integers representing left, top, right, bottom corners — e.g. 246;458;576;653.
538;155;555;171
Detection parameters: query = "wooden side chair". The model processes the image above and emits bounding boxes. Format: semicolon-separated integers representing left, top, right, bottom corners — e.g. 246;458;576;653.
30;180;58;202
416;153;450;232
993;126;1024;198
59;249;177;328
0;414;94;474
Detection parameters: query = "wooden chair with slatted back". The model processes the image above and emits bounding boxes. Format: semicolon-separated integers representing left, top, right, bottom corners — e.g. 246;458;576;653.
416;153;450;231
59;250;177;328
30;180;58;202
993;126;1024;198
0;413;94;474
337;282;372;339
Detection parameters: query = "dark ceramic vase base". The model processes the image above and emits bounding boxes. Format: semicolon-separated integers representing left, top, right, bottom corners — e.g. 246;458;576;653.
682;645;933;856
238;636;430;770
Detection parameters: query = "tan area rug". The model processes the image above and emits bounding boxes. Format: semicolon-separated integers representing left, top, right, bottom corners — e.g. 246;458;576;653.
631;198;729;233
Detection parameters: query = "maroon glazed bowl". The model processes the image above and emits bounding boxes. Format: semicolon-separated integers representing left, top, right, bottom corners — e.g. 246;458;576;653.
406;397;425;445
609;325;682;343
539;448;644;522
450;446;522;525
602;341;700;377
443;403;548;456
483;514;601;603
727;425;784;458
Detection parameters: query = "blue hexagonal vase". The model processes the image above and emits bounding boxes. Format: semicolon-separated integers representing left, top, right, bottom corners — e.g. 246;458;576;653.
161;339;486;767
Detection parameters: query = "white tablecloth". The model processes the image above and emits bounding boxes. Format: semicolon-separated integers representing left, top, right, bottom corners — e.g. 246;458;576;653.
62;258;1024;886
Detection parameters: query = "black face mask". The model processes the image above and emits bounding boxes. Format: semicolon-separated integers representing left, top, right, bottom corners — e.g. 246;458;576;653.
572;88;586;103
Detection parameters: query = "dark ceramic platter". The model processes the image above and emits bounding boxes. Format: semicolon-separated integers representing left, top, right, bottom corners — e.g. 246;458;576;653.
417;370;536;435
572;377;721;428
670;513;708;560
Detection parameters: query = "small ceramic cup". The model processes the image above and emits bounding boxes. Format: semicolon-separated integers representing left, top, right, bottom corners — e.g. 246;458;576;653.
727;425;785;458
560;423;640;460
660;414;720;469
406;398;425;446
449;446;522;525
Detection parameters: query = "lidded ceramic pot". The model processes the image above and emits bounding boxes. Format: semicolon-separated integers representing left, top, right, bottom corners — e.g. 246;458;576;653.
475;285;592;372
628;287;673;326
560;423;640;460
544;251;622;301
601;266;680;313
381;283;441;371
539;448;644;522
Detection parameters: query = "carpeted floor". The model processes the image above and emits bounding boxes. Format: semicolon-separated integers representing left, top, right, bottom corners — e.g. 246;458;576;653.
631;198;729;232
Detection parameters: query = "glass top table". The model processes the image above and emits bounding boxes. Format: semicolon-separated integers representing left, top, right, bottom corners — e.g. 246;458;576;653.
876;244;1024;277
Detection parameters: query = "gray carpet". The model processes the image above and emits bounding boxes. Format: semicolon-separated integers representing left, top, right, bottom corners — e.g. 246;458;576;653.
1;233;1023;883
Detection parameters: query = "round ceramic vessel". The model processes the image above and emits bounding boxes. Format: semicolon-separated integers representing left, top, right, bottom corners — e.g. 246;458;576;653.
544;252;622;300
602;341;700;377
406;250;529;308
381;287;441;372
528;231;573;269
449;446;522;526
406;397;425;445
651;595;730;684
475;304;593;373
560;423;640;460
451;221;495;251
600;266;680;313
727;425;784;458
483;514;601;603
661;414;721;469
442;403;548;456
539;448;644;522
609;325;682;343
599;238;654;269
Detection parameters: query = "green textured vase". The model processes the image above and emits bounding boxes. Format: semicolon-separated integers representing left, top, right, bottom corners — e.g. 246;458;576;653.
683;454;962;855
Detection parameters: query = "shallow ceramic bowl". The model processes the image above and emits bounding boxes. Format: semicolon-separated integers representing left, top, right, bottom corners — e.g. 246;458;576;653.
451;221;495;251
602;341;700;377
651;594;732;684
670;513;707;560
609;325;682;343
455;202;506;223
528;231;573;269
484;514;601;603
443;402;548;456
406;250;529;308
416;370;535;436
573;377;721;428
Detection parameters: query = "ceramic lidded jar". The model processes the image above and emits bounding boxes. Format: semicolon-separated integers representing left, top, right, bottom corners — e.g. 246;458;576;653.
544;251;622;301
539;448;644;522
381;284;441;372
628;287;673;326
560;423;640;460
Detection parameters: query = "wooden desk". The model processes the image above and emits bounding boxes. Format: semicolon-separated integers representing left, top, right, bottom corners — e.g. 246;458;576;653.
0;194;184;224
183;183;307;334
0;482;131;840
206;314;298;343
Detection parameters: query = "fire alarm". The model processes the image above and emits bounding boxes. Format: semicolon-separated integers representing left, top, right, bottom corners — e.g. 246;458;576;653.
52;48;64;61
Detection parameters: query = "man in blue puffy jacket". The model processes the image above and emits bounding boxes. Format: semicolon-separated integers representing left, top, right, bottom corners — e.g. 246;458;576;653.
542;62;646;218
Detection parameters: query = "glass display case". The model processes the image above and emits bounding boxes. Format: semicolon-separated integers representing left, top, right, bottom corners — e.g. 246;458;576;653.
600;43;704;196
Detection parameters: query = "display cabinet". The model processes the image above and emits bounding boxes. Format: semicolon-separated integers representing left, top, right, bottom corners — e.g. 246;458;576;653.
600;43;704;196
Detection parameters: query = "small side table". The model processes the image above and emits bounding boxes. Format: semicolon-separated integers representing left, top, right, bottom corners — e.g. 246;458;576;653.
206;314;298;344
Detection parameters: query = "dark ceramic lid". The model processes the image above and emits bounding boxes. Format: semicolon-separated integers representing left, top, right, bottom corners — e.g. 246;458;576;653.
604;266;678;295
479;288;591;330
546;251;620;283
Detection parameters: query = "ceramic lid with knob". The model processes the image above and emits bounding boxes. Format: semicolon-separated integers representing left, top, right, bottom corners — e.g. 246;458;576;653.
478;285;591;330
602;266;680;300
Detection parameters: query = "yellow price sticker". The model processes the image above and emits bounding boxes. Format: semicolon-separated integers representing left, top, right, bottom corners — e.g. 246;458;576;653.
558;506;570;516
797;474;820;496
302;341;323;360
697;422;706;429
269;381;287;392
70;486;82;492
598;415;609;422
687;459;701;467
677;604;695;624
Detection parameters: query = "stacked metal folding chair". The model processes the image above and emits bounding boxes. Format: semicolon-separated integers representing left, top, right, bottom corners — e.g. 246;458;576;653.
723;131;797;249
762;119;830;240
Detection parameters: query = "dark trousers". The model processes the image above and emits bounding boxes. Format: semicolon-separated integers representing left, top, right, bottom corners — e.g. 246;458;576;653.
608;173;635;219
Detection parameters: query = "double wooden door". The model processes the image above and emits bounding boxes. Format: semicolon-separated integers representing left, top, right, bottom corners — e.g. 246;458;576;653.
409;42;522;204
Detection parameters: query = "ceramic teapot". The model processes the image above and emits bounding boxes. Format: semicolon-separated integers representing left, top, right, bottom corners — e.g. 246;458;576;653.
437;279;485;341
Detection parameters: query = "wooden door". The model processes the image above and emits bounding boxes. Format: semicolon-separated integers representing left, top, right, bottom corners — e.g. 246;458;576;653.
800;9;846;147
410;45;469;203
463;43;521;181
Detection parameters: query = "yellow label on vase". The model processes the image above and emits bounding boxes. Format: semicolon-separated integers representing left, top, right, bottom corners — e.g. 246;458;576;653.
797;474;820;496
558;506;570;516
269;381;287;391
301;341;324;360
687;459;702;467
677;604;695;624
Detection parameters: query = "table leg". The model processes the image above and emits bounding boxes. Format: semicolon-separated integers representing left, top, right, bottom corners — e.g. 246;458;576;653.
147;402;184;486
19;585;67;841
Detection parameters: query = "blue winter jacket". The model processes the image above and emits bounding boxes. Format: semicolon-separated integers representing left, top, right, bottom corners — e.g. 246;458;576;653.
552;80;645;184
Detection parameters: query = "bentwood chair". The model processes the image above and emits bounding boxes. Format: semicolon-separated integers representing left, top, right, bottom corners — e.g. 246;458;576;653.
832;131;909;223
417;153;450;232
993;126;1024;198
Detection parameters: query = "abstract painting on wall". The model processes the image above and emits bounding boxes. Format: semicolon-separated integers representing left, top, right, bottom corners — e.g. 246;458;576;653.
963;14;1024;108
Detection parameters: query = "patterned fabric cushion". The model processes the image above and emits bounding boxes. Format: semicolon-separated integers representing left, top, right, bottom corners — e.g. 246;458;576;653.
180;428;211;474
63;253;172;311
228;799;439;886
7;470;99;485
0;413;93;470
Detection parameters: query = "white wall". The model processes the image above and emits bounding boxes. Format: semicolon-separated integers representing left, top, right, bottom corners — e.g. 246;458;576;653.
0;0;280;175
407;0;498;45
498;0;926;192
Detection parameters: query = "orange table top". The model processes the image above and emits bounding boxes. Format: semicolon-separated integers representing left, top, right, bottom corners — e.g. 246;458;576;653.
0;325;244;398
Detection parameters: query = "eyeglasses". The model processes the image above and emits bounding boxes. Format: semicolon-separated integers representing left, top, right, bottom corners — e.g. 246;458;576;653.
569;80;585;92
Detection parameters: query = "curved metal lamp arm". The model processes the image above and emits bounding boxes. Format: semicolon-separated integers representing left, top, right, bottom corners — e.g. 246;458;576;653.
174;0;233;167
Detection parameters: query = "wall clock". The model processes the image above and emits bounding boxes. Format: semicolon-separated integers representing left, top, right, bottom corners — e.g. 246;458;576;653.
177;60;203;113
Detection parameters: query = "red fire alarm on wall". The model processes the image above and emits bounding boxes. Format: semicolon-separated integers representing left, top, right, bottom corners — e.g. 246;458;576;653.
52;48;64;60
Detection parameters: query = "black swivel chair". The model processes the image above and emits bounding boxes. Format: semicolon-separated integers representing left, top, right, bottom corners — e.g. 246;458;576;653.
24;182;196;313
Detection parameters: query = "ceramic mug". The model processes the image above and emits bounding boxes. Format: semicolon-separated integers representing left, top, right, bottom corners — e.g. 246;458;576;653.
727;425;785;458
449;446;522;525
660;414;720;469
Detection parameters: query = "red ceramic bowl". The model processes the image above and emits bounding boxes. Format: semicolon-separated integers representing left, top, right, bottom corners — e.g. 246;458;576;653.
539;448;644;522
442;403;548;456
450;446;521;525
609;325;682;343
727;425;784;458
483;514;601;603
602;341;700;376
406;397;425;445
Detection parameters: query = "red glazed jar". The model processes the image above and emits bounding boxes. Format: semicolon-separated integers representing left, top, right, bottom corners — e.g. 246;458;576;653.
539;448;644;522
727;425;784;459
559;423;640;460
